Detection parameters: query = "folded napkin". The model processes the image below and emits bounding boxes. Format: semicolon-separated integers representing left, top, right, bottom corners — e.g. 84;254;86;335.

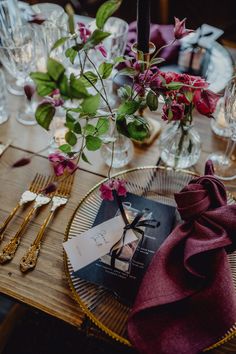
125;22;179;62
128;161;236;354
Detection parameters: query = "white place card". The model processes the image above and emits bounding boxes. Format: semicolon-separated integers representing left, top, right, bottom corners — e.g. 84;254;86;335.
63;215;138;272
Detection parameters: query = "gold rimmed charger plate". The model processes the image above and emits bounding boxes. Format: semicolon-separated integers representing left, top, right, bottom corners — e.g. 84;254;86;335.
64;166;236;351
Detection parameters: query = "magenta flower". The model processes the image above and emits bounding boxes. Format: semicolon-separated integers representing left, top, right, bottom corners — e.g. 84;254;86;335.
162;101;185;121
48;152;77;176
99;178;127;201
77;22;107;57
174;17;194;40
77;22;91;43
193;89;220;117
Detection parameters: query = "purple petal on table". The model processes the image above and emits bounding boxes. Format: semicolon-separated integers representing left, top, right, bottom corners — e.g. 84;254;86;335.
12;157;31;168
24;85;35;101
28;15;46;25
43;182;58;194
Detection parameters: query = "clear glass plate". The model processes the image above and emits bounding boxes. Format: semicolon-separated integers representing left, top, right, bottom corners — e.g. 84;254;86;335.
64;166;236;348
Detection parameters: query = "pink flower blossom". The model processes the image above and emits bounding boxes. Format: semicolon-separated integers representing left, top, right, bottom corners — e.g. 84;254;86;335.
174;17;194;40
162;102;185;121
99;178;127;201
77;22;107;57
77;22;91;43
48;152;77;176
97;45;107;58
193;89;220;117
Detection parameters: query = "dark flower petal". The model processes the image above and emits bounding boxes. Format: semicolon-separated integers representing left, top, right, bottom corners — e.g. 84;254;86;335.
12;157;31;168
42;182;58;194
28;15;45;25
24;85;35;101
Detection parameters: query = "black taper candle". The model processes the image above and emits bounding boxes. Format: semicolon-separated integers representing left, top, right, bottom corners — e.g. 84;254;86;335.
137;0;150;54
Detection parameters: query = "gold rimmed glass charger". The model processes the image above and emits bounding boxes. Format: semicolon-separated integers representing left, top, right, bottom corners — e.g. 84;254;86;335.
64;166;236;350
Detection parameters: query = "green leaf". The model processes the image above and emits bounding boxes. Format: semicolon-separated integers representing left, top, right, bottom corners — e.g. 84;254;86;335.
84;29;110;50
74;121;82;134
68;14;75;34
113;56;126;64
118;101;140;115
86;135;102;151
84;124;96;135
117;85;132;100
116;67;136;78
81;94;100;115
35;82;57;97
59;144;71;153
58;74;69;97
150;57;165;66
66;112;75;123
96;0;122;29
146;91;158;111
80;71;98;87
47;58;65;81
165;82;183;90
30;72;52;82
185;91;194;102
65;112;75;130
70;74;89;99
65;131;77;146
96;118;109;135
35;103;56;130
81;152;91;164
98;62;113;79
30;72;57;96
51;37;69;51
65;47;78;64
127;119;149;141
116;114;149;141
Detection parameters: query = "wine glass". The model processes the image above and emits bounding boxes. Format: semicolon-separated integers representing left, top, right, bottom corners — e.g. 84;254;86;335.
208;77;236;180
0;24;37;124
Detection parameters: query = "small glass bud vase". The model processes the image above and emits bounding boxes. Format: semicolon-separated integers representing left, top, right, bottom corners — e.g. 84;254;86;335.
100;122;134;168
159;120;201;169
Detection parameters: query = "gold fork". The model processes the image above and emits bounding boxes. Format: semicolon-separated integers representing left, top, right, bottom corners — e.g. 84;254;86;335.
0;173;44;243
0;175;55;264
20;175;74;272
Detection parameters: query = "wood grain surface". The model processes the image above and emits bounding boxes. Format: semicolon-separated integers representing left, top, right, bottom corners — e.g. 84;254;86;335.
0;85;235;353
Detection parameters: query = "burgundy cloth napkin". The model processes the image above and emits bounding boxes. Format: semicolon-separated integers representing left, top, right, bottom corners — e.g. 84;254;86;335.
128;161;236;354
125;22;179;62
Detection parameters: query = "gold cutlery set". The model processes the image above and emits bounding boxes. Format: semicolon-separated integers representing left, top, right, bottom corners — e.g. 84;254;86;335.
0;173;73;272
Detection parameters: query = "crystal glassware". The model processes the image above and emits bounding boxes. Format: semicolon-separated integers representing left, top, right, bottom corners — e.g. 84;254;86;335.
0;69;9;124
208;77;236;180
0;24;37;124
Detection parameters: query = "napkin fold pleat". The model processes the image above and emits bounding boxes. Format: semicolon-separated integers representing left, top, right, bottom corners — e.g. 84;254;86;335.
128;161;236;354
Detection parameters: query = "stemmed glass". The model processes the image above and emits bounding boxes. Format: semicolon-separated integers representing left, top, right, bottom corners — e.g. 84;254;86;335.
208;77;236;180
0;24;37;124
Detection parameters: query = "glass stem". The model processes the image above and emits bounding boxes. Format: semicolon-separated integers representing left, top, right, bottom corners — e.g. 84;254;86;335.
223;139;236;166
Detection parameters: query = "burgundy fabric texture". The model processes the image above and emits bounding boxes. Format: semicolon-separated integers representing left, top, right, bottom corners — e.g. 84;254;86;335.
128;161;236;354
126;22;179;62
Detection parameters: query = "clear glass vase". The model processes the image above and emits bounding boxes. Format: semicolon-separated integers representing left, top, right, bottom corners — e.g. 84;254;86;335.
160;121;201;169
100;122;134;168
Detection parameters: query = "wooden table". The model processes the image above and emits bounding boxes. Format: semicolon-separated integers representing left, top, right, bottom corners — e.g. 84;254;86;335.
0;87;235;353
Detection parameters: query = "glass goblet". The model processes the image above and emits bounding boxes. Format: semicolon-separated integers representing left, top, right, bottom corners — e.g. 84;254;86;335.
0;24;37;124
208;77;236;180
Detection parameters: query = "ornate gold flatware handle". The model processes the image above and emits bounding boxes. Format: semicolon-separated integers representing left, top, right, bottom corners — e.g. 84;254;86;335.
0;194;51;264
20;196;68;272
0;207;35;263
0;191;37;243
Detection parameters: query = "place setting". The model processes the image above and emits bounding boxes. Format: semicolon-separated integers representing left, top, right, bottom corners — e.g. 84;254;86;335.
0;0;236;354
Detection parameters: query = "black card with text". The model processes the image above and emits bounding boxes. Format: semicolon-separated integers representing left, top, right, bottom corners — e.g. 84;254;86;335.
74;192;176;305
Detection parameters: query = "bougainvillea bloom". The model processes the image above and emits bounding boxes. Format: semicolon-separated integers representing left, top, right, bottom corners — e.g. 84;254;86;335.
99;178;127;201
48;152;77;176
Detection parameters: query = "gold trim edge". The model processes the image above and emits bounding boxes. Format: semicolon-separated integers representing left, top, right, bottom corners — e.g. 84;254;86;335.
63;165;236;351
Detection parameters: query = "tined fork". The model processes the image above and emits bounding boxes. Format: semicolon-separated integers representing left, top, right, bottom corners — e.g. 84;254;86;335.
0;173;45;243
20;175;74;272
0;175;55;264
